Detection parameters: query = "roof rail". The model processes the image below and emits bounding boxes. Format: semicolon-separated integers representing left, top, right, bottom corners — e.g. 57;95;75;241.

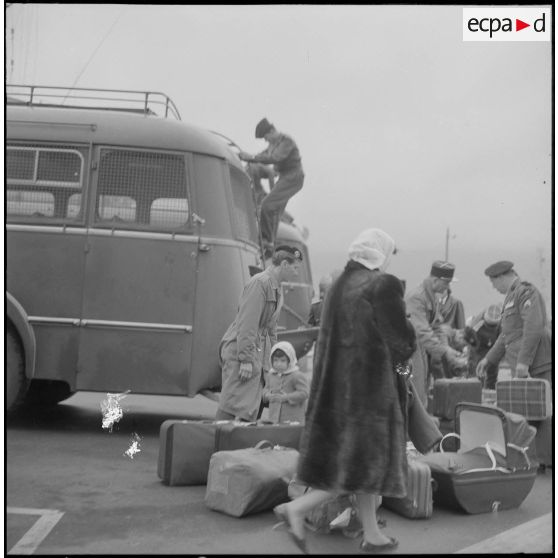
6;84;182;120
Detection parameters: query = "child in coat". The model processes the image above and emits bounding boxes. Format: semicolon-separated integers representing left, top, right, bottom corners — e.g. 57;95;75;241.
263;341;309;424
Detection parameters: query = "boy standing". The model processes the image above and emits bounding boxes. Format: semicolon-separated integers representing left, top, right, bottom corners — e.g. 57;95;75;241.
263;341;309;424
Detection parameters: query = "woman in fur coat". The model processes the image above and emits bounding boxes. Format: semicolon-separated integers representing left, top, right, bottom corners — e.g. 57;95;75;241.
274;228;416;554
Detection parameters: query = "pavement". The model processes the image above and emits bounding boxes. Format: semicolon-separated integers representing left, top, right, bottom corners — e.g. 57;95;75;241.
5;391;555;555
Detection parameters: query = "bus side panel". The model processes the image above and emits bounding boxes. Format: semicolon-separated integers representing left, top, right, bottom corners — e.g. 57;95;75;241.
187;244;251;395
77;329;191;394
77;235;197;394
7;229;86;387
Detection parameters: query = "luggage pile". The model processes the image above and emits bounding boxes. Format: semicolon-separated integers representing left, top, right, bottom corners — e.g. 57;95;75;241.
158;399;540;521
158;419;302;486
157;419;302;517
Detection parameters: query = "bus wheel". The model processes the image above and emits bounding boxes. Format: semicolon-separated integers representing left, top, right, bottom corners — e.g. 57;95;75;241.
7;326;28;415
24;380;73;407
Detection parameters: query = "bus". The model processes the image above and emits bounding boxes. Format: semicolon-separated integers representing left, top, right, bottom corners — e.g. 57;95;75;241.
6;85;317;414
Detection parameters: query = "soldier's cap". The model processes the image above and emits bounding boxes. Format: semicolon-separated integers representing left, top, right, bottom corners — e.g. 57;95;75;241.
484;260;514;278
430;260;456;281
274;244;303;261
255;117;274;138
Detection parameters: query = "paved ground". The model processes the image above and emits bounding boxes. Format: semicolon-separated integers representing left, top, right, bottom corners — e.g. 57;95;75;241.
5;392;554;555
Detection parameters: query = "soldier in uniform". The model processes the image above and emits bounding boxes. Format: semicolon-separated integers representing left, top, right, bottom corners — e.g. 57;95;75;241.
406;261;467;404
477;260;552;468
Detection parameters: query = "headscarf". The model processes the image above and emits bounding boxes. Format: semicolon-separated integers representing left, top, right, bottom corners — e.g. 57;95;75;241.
348;228;396;272
269;340;299;375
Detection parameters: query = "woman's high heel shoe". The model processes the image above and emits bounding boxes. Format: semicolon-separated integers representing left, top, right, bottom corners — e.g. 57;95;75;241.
360;536;399;553
273;504;309;554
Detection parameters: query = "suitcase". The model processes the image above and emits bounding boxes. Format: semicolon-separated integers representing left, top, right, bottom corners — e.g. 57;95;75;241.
432;378;482;420
214;421;303;452
205;441;299;517
419;403;537;514
382;454;433;519
496;378;553;420
158;420;227;486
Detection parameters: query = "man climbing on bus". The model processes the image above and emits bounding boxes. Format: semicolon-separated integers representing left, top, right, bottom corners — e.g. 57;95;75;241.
239;118;304;257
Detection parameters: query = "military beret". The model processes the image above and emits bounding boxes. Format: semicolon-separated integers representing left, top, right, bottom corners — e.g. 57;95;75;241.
255;117;273;138
484;261;514;278
274;244;303;261
430;260;456;280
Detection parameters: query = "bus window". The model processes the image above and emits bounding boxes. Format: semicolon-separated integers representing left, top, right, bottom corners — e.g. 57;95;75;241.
7;190;55;217
95;148;187;230
229;165;259;244
6;145;85;221
98;195;136;222
67;193;82;219
150;198;189;228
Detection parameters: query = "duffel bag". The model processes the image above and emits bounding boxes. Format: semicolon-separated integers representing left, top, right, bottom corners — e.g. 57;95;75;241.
205;441;299;517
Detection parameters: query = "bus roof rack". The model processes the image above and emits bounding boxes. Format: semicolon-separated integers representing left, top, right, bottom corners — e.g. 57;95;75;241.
6;84;182;120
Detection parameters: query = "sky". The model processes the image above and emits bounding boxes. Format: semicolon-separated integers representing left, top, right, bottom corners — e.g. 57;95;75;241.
5;4;553;315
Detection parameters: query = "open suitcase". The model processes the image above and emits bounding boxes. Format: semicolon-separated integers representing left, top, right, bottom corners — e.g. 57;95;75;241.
419;403;537;514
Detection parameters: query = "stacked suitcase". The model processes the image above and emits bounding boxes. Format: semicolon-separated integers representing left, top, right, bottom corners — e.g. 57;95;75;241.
158;419;303;486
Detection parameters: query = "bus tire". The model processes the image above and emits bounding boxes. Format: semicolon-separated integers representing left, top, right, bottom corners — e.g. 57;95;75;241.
7;325;28;415
24;380;73;407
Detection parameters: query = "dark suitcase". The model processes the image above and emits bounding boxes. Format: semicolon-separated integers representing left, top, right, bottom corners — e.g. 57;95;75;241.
382;454;433;519
432;378;482;420
214;421;303;452
158;420;227;486
419;403;537;514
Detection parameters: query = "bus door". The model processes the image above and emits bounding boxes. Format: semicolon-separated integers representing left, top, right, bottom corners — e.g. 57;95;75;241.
6;142;90;387
76;147;198;395
186;156;261;395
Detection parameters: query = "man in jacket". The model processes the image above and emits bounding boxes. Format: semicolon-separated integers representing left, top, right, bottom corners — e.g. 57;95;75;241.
406;261;466;403
216;245;303;422
239;118;304;255
477;260;552;467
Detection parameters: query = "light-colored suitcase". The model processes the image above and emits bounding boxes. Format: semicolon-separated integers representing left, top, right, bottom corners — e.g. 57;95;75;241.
496;378;552;420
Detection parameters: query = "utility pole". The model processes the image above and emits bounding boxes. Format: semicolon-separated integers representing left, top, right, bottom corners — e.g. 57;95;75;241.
445;227;450;261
